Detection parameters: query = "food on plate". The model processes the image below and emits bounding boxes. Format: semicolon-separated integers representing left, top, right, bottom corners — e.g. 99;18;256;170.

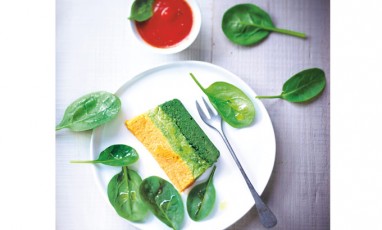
125;98;220;191
132;0;194;48
70;144;139;166
190;73;256;128
139;176;184;229
187;165;217;221
107;166;148;222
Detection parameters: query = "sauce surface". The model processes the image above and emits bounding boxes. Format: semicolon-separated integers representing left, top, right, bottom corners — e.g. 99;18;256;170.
135;0;193;48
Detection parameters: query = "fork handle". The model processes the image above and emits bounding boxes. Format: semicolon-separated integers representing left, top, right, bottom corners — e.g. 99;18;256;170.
218;125;277;228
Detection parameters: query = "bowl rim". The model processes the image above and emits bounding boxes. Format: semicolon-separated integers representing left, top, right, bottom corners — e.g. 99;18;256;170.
129;0;202;54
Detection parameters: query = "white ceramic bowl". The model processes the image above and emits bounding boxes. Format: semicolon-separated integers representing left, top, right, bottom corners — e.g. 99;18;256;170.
129;0;202;54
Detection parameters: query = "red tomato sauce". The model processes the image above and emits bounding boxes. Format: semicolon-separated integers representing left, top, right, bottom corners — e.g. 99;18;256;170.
135;0;193;48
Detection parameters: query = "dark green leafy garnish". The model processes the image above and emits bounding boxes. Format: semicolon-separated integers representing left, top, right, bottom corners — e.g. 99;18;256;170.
56;91;121;131
139;176;184;230
107;167;148;222
187;165;217;221
70;144;139;166
222;3;306;46
190;73;256;128
129;0;154;22
256;68;326;102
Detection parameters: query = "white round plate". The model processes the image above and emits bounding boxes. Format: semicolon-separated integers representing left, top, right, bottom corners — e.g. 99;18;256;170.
90;61;276;230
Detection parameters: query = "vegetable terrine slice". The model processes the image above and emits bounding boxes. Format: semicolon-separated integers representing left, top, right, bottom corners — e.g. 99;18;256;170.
125;99;220;191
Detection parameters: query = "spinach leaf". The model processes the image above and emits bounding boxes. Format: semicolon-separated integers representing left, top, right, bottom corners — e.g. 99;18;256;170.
187;165;217;221
256;68;326;103
222;3;306;46
139;176;184;230
129;0;154;22
190;73;255;128
70;144;139;166
56;91;121;131
107;166;148;222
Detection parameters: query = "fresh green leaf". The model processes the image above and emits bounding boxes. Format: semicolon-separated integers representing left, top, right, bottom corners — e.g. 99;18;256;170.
222;3;306;46
56;91;121;131
187;165;217;221
129;0;154;22
139;176;184;230
256;68;326;102
70;144;139;166
107;167;148;222
190;73;256;128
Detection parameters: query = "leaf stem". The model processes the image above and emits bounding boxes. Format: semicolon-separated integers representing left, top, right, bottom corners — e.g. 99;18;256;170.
55;124;67;131
122;166;134;215
123;166;129;188
70;159;120;164
208;165;217;181
245;23;306;38
70;160;96;164
190;73;207;94
256;95;282;99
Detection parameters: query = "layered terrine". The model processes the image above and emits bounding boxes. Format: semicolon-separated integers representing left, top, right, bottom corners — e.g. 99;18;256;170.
125;99;219;191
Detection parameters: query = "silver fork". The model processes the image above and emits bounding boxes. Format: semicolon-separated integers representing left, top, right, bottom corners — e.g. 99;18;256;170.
196;97;277;229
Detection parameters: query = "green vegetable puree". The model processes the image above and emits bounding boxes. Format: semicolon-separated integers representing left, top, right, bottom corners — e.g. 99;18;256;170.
148;107;210;178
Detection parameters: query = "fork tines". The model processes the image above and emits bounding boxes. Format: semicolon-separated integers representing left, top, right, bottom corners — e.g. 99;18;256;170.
196;97;215;120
